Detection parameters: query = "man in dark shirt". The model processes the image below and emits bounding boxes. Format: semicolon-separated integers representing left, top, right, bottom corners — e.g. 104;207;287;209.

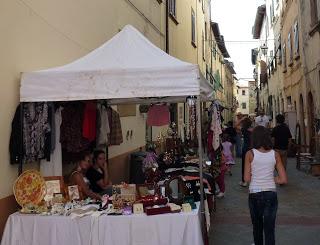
271;114;292;169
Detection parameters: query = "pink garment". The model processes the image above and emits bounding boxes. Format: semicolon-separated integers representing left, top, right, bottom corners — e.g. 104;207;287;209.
147;104;170;126
222;141;235;165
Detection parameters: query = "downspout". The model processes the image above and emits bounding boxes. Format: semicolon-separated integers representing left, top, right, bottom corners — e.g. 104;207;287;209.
165;0;169;54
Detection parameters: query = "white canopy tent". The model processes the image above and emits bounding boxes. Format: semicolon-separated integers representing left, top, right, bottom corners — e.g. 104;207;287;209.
20;25;214;103
19;25;213;240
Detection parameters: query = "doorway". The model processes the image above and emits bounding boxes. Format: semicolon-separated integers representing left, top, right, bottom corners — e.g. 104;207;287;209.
308;92;315;154
299;94;307;145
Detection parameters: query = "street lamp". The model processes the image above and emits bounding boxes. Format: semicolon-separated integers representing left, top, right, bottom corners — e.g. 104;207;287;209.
260;43;268;56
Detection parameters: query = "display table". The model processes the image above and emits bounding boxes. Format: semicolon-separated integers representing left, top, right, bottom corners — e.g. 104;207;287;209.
1;205;203;245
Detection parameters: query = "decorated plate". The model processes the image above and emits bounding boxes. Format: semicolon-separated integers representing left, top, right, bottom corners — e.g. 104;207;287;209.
13;170;46;207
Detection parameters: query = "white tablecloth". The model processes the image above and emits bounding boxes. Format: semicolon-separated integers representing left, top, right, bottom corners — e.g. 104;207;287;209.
1;206;203;245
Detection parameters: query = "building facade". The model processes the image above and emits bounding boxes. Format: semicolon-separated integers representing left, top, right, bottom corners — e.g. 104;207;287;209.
248;80;257;115
252;0;320;145
236;84;250;116
298;0;320;147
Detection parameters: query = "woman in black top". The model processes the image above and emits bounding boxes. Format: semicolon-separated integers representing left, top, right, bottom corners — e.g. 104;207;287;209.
86;150;113;196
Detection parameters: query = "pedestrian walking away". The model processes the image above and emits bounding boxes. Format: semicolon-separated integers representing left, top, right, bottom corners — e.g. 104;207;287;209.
271;114;292;170
234;112;243;158
239;117;253;187
244;126;288;245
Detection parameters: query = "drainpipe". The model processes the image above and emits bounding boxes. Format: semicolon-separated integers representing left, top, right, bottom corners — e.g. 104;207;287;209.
165;0;169;54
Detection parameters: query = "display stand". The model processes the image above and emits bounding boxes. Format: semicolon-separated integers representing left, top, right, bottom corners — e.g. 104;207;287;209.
17;25;214;243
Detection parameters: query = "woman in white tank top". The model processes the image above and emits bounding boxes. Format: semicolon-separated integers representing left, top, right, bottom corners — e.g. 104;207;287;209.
244;126;287;245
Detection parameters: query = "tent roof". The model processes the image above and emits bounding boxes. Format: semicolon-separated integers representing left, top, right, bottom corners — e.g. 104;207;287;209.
20;25;214;102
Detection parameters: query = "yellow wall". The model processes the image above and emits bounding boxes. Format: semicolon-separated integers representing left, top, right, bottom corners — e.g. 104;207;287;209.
280;0;306;142
0;0;165;199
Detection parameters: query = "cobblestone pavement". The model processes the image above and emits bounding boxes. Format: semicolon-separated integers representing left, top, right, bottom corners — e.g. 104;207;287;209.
209;157;320;245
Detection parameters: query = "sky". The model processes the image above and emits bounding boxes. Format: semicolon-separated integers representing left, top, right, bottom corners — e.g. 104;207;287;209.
211;0;265;86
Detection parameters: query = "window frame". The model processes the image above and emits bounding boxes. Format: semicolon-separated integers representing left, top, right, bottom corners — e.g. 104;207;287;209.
293;20;300;59
310;0;319;26
169;0;177;19
191;8;196;47
287;32;293;66
282;42;287;72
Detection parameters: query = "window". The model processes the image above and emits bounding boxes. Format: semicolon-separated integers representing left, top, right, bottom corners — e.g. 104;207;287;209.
169;0;176;17
212;43;217;59
277;34;282;64
282;42;287;72
202;31;205;60
270;0;275;23
191;9;196;46
310;0;319;26
202;0;205;13
242;90;246;95
237;89;239;94
287;32;293;65
242;103;247;109
205;22;207;40
293;21;300;58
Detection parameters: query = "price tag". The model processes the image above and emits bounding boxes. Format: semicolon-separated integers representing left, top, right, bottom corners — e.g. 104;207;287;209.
133;203;144;214
182;203;192;212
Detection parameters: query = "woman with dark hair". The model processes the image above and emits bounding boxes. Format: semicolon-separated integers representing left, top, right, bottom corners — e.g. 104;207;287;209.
86;150;113;196
244;126;287;245
239;117;253;187
69;151;102;200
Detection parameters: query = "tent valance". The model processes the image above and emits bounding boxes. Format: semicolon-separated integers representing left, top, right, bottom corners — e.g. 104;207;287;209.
20;25;214;103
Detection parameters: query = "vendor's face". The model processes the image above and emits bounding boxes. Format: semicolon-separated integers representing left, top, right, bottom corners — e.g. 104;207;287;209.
79;156;92;172
96;153;106;167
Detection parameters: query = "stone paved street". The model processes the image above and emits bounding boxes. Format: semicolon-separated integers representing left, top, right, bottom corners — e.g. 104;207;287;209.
209;157;320;245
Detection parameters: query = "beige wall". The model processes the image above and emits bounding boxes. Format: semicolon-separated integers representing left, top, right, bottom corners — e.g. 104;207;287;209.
280;0;306;142
0;0;165;199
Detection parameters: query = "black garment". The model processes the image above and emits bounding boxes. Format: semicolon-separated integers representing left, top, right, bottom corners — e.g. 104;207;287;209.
271;123;292;150
241;128;252;182
249;191;278;245
9;105;23;164
86;167;104;193
224;126;237;144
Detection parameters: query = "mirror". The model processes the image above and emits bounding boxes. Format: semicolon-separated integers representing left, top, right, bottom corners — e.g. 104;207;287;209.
165;176;186;205
137;184;155;198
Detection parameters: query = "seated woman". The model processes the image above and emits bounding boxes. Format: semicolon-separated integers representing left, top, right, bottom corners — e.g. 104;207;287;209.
86;150;113;196
69;151;102;200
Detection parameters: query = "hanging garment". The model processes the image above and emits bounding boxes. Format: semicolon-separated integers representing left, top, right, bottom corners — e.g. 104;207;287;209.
60;103;90;153
210;104;222;151
146;104;170;126
23;103;51;162
9;104;22;164
96;103;110;147
40;107;63;176
49;103;56;153
107;108;123;145
43;103;54;161
82;101;97;142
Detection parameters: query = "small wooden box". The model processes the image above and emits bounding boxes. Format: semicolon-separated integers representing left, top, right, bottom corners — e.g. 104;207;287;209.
310;163;320;176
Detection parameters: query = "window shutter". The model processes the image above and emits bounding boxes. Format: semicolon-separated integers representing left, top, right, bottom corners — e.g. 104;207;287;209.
293;21;299;57
287;32;292;64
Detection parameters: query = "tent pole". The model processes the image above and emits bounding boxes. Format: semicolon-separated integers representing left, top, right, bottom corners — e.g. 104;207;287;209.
196;97;205;236
18;102;24;175
106;101;109;162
